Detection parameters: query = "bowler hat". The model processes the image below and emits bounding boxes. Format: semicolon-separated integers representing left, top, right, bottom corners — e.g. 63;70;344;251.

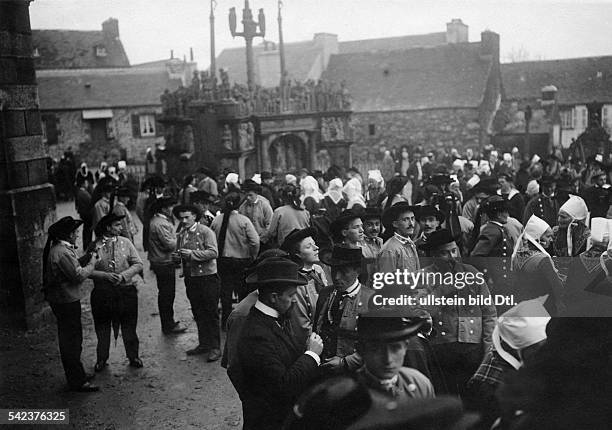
280;227;318;253
361;207;381;221
381;202;418;229
320;246;362;267
417;229;456;252
355;308;426;343
329;210;362;242
95;213;125;236
48;216;83;240
245;257;308;287
481;195;508;216
172;204;202;221
416;205;444;224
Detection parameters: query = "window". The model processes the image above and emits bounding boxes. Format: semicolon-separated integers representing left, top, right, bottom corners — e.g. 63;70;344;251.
41;114;58;145
137;114;156;137
577;106;588;129
368;123;376;136
95;46;107;57
560;108;574;129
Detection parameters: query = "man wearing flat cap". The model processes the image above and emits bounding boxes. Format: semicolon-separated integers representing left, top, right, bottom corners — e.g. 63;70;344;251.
315;246;374;372
355;309;435;402
174;203;221;361
378;202;420;275
43;216;99;392
90;213;144;370
148;196;187;335
281;227;330;346
417;229;496;397
237;257;324;430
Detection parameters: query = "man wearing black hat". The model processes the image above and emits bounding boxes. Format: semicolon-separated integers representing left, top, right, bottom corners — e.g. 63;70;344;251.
462;177;497;224
355;310;434;402
414;205;444;256
471;196;514;258
260;171;277;209
190;190;217;226
583;168;610;218
417;229;496;397
43;216;99;392
281;228;330;346
498;174;525;222
148;196;187;335
379;202;420;274
315;246;373;372
237;257;324;430
522;175;560;227
90;214;144;370
174;204;221;361
113;186;137;243
239;179;273;240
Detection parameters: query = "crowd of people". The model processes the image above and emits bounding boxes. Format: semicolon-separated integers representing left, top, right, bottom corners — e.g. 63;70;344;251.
41;144;612;429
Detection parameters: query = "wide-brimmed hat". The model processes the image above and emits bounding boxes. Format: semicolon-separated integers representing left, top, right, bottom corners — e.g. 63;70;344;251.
417;229;456;252
150;196;177;213
426;173;453;186
330;210;362;242
141;175;166;191
242;179;262;194
416;205;444;224
190;190;218;205
172;204;202;220
95;213;125;236
116;186;131;197
48;216;83;239
320;246;362;267
470;176;498;195
361;207;382;221
280;227;318;253
96;176;117;193
381;202;418;228
261;171;273;180
481;195;508;216
245;257;308;287
355;309;426;342
539;175;557;185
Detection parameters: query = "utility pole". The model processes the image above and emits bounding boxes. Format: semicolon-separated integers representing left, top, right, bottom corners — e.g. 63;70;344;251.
278;0;287;110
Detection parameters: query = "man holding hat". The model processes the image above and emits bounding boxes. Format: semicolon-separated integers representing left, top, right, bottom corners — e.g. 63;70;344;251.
90;213;144;370
237;257;324;430
281;227;329;346
113;186;138;243
315;246;373;372
43;216;99;392
378;202;420;275
239;179;273;240
417;229;496;397
148;196;187;335
174;203;221;361
355;309;435;403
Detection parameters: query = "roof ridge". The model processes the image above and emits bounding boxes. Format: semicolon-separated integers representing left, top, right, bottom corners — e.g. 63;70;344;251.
501;54;612;65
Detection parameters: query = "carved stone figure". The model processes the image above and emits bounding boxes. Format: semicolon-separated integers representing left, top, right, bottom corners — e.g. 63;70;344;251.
238;123;249;151
246;122;255;148
222;124;233;151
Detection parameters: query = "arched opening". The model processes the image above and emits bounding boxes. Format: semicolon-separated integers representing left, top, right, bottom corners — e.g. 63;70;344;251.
268;133;308;174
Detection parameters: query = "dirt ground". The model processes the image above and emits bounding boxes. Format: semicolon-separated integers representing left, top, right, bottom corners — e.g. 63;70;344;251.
0;201;242;430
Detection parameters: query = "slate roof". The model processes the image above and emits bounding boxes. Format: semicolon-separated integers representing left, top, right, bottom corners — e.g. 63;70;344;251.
216;40;322;85
501;56;612;105
36;68;182;110
322;42;493;111
32;29;130;69
338;32;446;54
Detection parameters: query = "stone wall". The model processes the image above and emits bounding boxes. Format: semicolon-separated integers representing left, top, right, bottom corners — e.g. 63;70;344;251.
350;108;482;164
0;0;57;328
45;106;164;166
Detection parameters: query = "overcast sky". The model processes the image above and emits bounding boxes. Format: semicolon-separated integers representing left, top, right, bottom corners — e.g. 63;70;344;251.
30;0;612;67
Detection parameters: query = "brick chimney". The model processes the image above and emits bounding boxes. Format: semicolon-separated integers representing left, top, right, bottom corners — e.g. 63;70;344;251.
480;30;500;65
446;19;468;44
102;18;120;40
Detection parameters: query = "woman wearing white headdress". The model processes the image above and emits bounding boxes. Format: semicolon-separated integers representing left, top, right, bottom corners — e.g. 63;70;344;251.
321;178;347;221
300;175;324;214
552;195;590;257
511;215;565;316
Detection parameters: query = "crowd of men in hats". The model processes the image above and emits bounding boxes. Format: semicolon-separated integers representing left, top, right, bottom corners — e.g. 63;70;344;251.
42;145;612;428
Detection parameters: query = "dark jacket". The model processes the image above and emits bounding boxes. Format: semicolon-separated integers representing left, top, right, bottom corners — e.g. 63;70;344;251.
237;307;319;430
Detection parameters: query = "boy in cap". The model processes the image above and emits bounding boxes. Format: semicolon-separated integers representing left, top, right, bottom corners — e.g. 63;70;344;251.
148;196;187;335
237;257;324;430
174;203;221;361
43;216;99;392
90;213;144;370
356;309;434;402
315;246;374;372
